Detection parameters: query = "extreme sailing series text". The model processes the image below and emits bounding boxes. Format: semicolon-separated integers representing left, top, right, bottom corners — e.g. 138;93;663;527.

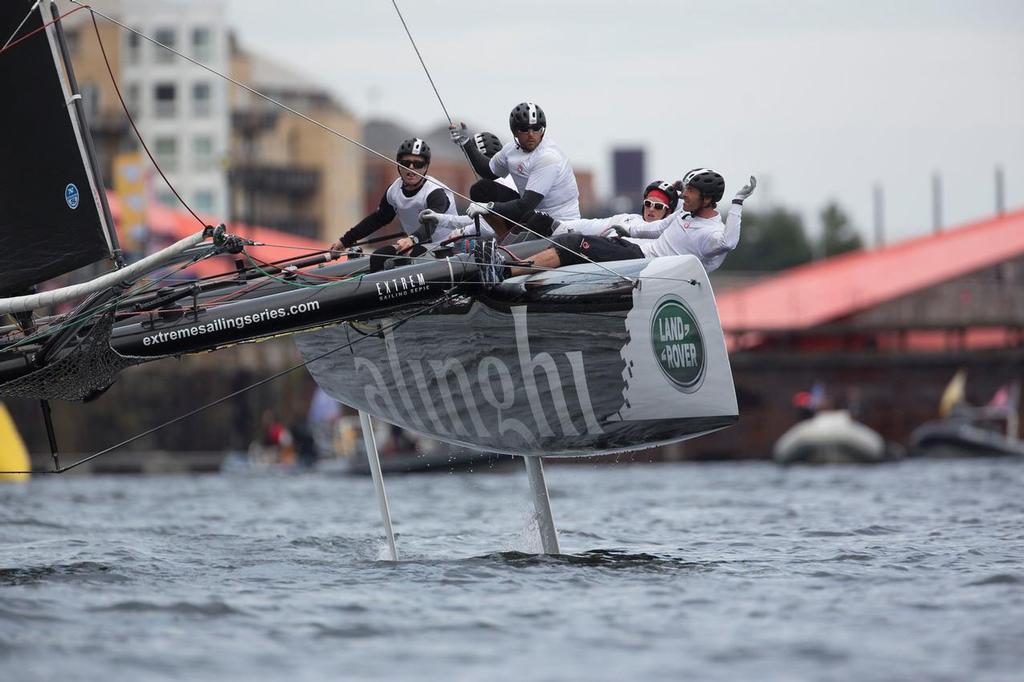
141;301;321;347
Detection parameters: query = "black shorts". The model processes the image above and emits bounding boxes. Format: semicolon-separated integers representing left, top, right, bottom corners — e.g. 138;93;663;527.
552;234;644;267
470;180;539;227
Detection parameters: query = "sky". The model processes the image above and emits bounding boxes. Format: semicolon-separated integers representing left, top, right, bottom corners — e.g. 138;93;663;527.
223;0;1024;245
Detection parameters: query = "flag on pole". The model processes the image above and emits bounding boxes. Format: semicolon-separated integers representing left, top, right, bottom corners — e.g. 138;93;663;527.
987;381;1020;412
939;369;967;418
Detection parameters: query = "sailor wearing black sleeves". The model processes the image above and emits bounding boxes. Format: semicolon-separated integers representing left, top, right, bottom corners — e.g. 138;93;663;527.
330;138;458;255
449;102;581;230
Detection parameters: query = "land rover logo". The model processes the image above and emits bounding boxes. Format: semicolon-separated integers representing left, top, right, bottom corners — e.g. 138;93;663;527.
651;297;705;392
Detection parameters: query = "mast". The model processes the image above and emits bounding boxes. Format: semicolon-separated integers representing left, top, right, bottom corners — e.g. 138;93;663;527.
41;0;121;263
0;0;119;296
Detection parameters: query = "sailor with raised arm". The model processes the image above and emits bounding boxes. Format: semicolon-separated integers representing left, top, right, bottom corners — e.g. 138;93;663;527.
482;170;756;282
449;102;581;234
330;138;457;256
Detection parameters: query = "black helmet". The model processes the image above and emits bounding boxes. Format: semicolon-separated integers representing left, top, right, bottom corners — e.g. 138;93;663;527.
682;168;725;203
396;137;431;163
643;180;679;212
509;102;546;133
473;131;504;158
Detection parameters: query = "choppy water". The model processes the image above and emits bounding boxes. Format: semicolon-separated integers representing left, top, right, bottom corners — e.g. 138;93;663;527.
2;458;1022;682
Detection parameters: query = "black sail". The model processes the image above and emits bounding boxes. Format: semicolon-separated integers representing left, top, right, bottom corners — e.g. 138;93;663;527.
0;0;115;297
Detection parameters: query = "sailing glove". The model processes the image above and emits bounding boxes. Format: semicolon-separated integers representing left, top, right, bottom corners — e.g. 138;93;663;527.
733;176;757;205
418;209;442;228
466;202;493;219
525;211;559;238
449;123;470;146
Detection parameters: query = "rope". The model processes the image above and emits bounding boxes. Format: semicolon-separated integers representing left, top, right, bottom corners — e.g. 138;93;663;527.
340;250;702;288
390;0;451;125
0;3;87;55
68;1;634;285
87;10;204;226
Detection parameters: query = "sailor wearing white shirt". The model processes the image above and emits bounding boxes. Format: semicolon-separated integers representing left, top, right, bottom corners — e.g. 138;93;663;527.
330;138;457;255
488;170;756;282
529;181;680;239
621;170;752;272
449;102;581;232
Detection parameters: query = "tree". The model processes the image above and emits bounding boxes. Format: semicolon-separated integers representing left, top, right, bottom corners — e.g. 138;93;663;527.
719;206;813;271
819;201;863;258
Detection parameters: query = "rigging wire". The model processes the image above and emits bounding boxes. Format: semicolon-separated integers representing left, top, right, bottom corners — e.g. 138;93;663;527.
314;251;702;288
390;0;451;125
87;10;204;227
384;2;634;284
0;2;87;55
0;291;460;475
1;1;38;53
67;1;634;285
0;5;693;474
1;251;220;351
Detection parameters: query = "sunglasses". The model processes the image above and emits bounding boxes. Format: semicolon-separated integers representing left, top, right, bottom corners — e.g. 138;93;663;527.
398;159;427;169
514;124;545;133
643;199;669;211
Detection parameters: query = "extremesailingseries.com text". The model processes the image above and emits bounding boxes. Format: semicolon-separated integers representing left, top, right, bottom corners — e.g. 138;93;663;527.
141;301;321;347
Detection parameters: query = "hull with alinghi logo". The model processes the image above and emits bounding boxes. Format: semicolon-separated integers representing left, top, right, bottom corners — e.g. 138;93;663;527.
295;255;738;457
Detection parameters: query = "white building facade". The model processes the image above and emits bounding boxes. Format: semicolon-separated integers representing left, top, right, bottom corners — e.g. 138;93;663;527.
120;0;230;218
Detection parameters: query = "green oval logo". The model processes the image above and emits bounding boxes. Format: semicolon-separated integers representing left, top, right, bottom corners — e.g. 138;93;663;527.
651;298;706;392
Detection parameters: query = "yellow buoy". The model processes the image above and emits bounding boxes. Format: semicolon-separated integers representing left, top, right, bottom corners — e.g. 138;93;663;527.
0;402;30;482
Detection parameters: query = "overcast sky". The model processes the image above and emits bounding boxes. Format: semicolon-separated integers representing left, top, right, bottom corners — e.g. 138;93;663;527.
224;0;1024;244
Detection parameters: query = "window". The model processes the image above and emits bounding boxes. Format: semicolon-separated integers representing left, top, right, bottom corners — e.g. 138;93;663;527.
193;136;214;171
193;190;215;213
126;82;141;116
154;137;178;172
126;30;141;64
154;83;176;118
153;27;176;63
192;28;212;61
192;82;211;117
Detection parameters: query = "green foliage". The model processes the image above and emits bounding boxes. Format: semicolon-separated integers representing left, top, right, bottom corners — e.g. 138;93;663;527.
819;201;864;258
720;206;813;271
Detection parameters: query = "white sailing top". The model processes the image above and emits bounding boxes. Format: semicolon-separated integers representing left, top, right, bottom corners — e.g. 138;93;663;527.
624;203;744;273
489;138;581;220
551;212;681;238
385;176;458;242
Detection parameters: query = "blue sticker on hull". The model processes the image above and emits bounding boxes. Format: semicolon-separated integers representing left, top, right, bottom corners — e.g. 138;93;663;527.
65;183;79;209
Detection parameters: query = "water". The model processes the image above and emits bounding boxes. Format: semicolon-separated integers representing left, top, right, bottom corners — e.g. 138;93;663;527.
2;458;1022;681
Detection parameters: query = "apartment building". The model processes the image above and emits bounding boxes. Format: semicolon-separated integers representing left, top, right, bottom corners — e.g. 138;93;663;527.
62;0;362;243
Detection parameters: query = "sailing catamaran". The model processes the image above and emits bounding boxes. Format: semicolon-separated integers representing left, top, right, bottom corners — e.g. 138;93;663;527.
0;0;738;553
